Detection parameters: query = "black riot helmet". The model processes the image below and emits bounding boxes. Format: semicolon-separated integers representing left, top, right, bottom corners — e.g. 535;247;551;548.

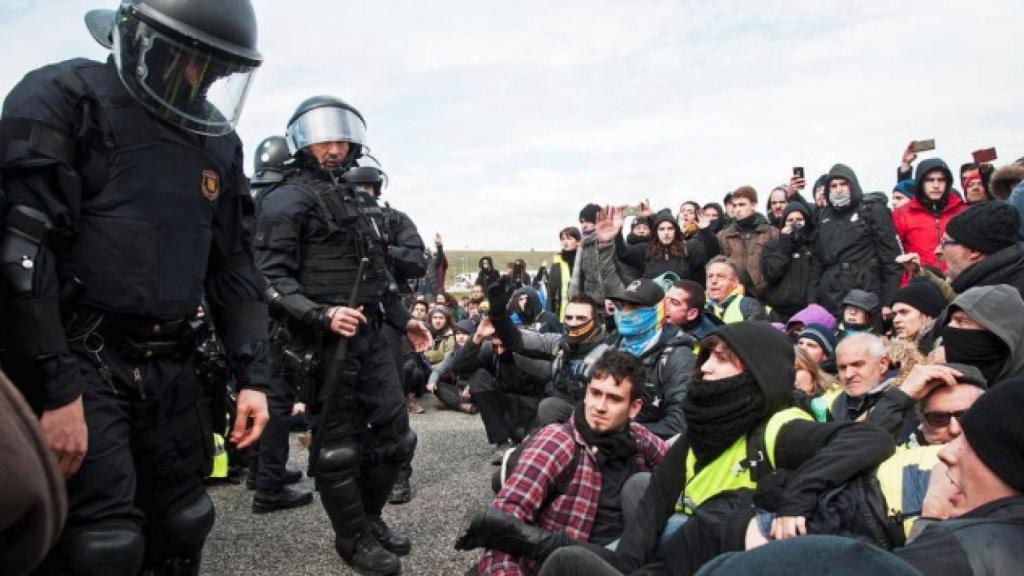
86;0;263;136
286;96;367;174
343;154;388;198
251;135;292;188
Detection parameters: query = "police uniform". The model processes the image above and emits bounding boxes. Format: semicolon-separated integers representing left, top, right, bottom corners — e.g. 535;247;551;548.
254;97;416;573
0;2;269;573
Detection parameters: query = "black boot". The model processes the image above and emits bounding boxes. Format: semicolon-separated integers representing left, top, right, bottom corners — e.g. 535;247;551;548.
251;485;314;513
455;507;570;562
387;477;412;504
283;466;303;485
336;532;401;575
367;515;411;556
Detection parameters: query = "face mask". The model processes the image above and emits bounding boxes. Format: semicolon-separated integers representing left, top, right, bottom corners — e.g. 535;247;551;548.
942;326;1008;385
829;191;851;208
615;304;663;355
565;318;599;347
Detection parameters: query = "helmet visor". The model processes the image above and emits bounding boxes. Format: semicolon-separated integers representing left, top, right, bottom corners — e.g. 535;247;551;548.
286;106;367;154
113;15;257;136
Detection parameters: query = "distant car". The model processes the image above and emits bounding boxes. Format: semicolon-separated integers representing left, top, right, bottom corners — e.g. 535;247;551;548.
449;273;476;291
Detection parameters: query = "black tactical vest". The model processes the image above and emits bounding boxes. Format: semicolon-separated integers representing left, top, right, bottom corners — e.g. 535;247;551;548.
285;172;392;307
58;60;238;319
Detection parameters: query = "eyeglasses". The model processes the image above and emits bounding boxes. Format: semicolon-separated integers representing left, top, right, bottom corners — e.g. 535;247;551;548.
939;237;960;249
923;410;967;427
564;315;592;322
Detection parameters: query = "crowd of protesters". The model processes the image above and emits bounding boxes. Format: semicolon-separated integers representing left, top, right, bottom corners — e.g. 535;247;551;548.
421;143;1024;575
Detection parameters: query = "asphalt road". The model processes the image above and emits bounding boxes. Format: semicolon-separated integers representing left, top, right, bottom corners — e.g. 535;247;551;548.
202;395;495;575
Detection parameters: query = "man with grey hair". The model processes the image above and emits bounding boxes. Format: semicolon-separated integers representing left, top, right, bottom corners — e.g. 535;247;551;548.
704;256;767;324
830;333;893;422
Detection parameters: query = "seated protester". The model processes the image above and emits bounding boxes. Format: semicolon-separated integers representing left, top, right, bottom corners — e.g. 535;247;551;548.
614;208;715;282
435;291;467;321
783;303;836;337
716;186;779;298
457;350;668;576
830;333;910;432
704;256;767;324
425;306;457;367
410;298;429;321
868;362;985;447
793;346;841;422
937;201;1024;298
761;201;820;321
664;280;719;342
469;283;486;305
626;216;653;246
890;279;945;356
796;323;838;374
836;288;882;339
537;322;897;575
511;286;563;334
452;316;552;462
932;284;1024;386
492;295;610;428
427;319;478;414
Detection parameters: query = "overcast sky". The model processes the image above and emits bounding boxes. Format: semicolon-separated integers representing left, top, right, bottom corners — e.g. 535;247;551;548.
2;0;1022;250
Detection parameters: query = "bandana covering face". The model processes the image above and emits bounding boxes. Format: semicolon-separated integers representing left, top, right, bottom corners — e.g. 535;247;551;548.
830;191;851;208
615;302;665;356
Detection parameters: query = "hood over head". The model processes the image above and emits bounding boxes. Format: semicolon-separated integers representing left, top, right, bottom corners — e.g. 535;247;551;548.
706;322;795;419
653;209;682;234
478;256;493;270
943;284;1024;383
511;286;544;323
913;158;956;211
786;304;837;332
824;164;864;210
781;201;814;233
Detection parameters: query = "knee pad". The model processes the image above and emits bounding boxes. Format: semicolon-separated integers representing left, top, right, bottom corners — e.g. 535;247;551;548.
58;525;144;576
155;493;215;558
392;428;417;462
318;442;361;479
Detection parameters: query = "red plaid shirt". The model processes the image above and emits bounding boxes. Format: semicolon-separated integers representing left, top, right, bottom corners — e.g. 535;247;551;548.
478;416;667;575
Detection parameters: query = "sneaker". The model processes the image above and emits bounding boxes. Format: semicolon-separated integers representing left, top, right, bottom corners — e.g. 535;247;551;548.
251;486;314;514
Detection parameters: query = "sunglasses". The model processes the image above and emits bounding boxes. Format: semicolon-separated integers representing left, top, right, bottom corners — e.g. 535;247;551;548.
923;410;967;427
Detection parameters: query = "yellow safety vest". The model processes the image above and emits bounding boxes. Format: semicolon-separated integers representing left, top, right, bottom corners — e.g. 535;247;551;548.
876;445;943;538
708;290;770;324
678;407;812;513
207;432;229;479
552;253;572;322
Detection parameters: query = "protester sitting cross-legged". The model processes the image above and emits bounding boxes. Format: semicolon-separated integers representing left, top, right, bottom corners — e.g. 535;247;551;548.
426;319;478;414
829;333;912;432
836;288;882;339
454;349;668;576
664;279;719;342
796;323;838;375
536;321;896;576
890;279;945;356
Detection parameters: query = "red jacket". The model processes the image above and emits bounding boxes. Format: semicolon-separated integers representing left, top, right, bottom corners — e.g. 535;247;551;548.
892;194;966;285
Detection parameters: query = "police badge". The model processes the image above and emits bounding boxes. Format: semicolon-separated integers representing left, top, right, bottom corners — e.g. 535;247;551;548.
201;169;220;201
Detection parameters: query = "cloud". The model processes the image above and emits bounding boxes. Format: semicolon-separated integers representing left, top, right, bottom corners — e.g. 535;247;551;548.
2;0;1022;250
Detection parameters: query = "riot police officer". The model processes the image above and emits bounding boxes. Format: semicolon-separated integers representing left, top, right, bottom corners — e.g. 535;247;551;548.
247;135;313;512
0;1;270;574
254;96;431;575
345;157;429;505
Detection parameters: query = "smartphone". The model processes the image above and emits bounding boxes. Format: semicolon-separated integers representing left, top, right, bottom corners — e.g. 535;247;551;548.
972;147;998;164
910;139;936;153
622;204;642;217
792;167;805;179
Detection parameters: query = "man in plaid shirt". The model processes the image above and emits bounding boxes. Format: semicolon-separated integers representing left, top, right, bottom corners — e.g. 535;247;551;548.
472;349;668;575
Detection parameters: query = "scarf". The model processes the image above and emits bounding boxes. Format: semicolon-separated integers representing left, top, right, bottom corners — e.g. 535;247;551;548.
734;213;759;233
943;326;1008;385
560;249;578;274
566;317;602;348
573;401;637;466
681;372;765;473
615;303;664;356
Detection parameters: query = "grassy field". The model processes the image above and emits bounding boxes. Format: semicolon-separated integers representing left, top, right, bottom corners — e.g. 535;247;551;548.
442;250;557;292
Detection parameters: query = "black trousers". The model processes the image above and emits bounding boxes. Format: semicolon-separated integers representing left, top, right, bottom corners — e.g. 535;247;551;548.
314;321;412;540
52;339;212;569
467;368;540;444
381;323;416;486
249;364;295;492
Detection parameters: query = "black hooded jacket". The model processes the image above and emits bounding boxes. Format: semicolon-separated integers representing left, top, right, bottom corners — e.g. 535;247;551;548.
950;242;1024;299
611;322;896;574
617;209;717;281
475;256;502;288
815;164;903;315
510;286;561;334
761;201;821;318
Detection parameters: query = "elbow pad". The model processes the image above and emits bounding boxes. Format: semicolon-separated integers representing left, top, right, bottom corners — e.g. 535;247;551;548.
2;205;52;296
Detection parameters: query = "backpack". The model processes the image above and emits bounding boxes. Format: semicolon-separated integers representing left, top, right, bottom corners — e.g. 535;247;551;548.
491;421;582;507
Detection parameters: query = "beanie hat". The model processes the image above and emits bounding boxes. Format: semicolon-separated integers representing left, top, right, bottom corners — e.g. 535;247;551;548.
960;375;1024;493
892;279;946;318
696;535;921;576
893;179;916;199
798;323;837;359
453;319;477;335
578;203;601;224
946;202;1021;254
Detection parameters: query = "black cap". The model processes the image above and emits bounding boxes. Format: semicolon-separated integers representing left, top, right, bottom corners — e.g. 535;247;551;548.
609;278;665;307
961;376;1024;493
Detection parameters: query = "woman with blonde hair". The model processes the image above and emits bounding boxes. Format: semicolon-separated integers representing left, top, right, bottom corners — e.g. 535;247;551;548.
793;346;839;422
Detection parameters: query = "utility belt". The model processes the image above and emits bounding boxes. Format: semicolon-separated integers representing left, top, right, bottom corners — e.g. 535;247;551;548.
68;307;198;362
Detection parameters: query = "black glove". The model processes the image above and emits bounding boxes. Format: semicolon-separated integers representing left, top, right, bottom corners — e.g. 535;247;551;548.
487;278;514;319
